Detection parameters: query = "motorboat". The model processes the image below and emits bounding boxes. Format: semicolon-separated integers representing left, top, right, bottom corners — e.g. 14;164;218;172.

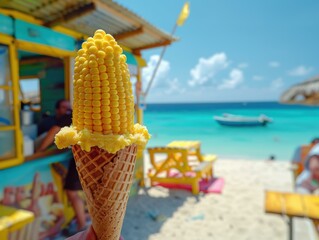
213;113;272;127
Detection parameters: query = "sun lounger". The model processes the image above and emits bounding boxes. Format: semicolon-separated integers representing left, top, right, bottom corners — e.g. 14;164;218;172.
147;141;217;195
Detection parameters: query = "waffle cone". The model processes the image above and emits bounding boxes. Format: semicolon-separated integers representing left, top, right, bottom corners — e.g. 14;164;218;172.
72;144;137;240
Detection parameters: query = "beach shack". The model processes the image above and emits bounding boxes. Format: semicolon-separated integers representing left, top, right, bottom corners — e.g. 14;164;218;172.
0;1;174;238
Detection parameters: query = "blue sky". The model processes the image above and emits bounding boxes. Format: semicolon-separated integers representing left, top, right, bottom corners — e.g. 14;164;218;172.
117;0;319;103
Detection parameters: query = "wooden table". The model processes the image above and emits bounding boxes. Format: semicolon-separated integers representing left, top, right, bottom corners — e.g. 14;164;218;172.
265;191;319;240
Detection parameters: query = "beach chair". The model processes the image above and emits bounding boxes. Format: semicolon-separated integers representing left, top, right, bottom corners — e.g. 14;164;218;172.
147;147;213;194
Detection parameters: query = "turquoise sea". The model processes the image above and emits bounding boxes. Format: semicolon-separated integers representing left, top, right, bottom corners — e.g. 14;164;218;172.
143;102;319;161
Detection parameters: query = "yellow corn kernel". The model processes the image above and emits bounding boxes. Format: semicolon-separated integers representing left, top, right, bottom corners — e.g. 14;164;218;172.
101;111;111;118
84;119;93;125
92;81;101;87
89;60;98;68
84;81;91;88
110;84;117;90
105;46;114;54
112;126;121;133
101;98;111;106
106;66;115;73
117;87;125;92
98;65;106;73
100;73;108;80
87;37;94;43
105;60;113;66
110;94;119;101
93;119;102;125
102;118;112;124
95;40;103;49
110;101;119;107
89;54;96;60
84;100;92;106
92;107;100;113
97;51;106;58
92;113;101;120
102;106;110;112
92;87;101;93
114;45;123;54
84;106;92;112
92;100;101;107
81;42;88;50
102;124;112;130
111;114;120;120
79;93;85;100
88;46;98;54
109;40;117;46
119;105;126;110
93;125;103;132
101;87;110;93
85;94;92;100
90;68;99;74
84;74;91;81
81;67;90;75
95;29;106;37
84;88;92;94
112;121;120;126
92;94;101;100
102;41;110;49
97;58;104;65
91;75;99;81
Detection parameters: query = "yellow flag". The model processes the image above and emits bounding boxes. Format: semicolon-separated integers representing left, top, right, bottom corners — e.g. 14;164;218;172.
176;2;190;26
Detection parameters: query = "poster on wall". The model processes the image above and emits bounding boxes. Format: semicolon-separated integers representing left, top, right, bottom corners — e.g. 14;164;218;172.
0;157;70;239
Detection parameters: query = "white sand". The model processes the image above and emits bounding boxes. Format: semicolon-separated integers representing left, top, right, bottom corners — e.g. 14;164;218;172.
122;159;315;240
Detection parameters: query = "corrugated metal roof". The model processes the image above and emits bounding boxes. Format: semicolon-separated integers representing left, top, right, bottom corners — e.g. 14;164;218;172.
0;0;176;52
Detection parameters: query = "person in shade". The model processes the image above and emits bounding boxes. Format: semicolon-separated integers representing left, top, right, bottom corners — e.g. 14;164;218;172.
36;112;87;233
37;99;71;136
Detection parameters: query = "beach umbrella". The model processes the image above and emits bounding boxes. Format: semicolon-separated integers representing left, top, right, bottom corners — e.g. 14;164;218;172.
280;75;319;105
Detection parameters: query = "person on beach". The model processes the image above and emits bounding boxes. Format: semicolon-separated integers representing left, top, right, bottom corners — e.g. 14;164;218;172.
296;155;319;194
291;138;319;176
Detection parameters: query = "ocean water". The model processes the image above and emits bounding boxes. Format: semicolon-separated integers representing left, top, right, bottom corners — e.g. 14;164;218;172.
143;102;319;161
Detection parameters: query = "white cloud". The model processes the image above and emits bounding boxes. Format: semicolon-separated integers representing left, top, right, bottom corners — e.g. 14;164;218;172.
188;52;229;86
142;55;170;87
218;68;244;90
271;78;284;89
238;62;249;69
288;65;313;77
165;78;185;94
269;61;280;68
252;75;263;81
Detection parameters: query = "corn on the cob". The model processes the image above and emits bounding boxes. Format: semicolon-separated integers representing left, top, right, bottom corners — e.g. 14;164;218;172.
55;29;150;153
73;30;133;135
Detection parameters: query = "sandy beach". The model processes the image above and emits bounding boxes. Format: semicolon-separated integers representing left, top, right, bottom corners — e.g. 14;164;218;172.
122;158;315;240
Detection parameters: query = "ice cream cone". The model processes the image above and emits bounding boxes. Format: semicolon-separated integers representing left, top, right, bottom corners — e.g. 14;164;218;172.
72;144;137;240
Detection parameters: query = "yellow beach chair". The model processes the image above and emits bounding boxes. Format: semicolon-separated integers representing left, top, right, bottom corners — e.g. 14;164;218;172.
147;146;215;194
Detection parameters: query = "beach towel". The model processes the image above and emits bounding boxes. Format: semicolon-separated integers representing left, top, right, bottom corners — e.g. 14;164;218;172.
156;174;225;194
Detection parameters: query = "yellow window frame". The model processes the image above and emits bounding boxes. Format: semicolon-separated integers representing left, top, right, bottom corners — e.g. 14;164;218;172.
0;34;23;169
0;33;74;169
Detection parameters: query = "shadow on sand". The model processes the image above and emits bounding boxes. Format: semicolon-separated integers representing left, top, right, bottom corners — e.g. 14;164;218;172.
121;186;200;240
